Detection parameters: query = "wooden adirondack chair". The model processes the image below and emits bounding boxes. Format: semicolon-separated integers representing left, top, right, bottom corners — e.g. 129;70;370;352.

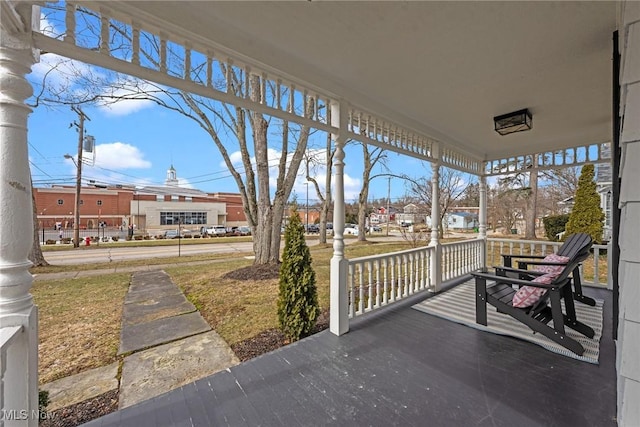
472;234;595;356
500;233;596;306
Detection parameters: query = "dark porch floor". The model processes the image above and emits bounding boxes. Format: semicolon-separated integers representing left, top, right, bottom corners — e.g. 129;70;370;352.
85;281;616;426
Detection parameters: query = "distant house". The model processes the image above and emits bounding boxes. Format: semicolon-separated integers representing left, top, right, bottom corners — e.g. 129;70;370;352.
370;206;397;224
395;203;423;226
446;212;478;230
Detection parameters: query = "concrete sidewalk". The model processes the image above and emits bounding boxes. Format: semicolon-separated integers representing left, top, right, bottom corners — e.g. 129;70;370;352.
41;269;239;411
31;259;224;281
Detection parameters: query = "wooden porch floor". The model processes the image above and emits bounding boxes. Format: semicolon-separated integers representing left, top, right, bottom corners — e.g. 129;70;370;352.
85;282;616;426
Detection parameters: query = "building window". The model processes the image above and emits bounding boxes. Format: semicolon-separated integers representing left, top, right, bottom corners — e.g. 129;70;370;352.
160;211;207;225
97;200;103;206
156;195;163;202
57;199;64;205
186;196;192;202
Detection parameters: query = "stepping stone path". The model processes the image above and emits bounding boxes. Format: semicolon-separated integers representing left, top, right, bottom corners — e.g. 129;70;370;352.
41;270;239;412
118;270;239;408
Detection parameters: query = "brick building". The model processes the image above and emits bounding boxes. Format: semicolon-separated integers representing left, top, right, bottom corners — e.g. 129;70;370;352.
34;165;246;233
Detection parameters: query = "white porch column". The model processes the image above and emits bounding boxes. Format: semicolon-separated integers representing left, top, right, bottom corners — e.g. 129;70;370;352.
429;162;442;291
0;4;39;426
329;101;348;336
479;175;488;270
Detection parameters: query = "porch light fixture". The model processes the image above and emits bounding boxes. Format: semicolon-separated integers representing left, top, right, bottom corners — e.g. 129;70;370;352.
493;108;532;136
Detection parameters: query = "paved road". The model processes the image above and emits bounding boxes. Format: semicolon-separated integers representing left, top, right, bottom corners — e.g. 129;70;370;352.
42;234;414;265
43;241;257;265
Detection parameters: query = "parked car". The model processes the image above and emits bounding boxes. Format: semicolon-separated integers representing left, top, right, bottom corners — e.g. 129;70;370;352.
305;224;320;233
200;226;214;236
164;229;180;239
371;225;382;232
226;226;240;236
207;225;226;236
200;225;227;236
238;226;251;236
344;224;359;235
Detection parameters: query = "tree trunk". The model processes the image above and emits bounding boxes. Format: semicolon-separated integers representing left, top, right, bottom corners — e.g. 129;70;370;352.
357;188;369;242
251;97;275;264
29;184;48;267
317;134;333;245
524;164;538;239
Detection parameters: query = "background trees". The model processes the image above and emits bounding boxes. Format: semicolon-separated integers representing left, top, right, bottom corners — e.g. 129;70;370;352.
406;166;474;238
31;9;319;266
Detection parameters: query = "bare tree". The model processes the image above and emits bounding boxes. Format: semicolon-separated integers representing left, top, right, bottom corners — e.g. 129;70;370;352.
487;177;533;235
30;12;316;266
406;166;475;238
306;133;334;244
355;143;387;242
29;177;48;267
496;158;579;239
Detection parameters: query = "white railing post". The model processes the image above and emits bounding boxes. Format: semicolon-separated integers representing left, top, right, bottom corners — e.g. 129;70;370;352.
330;101;349;335
1;7;39;425
479;175;488;270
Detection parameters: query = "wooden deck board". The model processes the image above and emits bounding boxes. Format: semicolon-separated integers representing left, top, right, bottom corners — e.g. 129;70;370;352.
85;286;616;426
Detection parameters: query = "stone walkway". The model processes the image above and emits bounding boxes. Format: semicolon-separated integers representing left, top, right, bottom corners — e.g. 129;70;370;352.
41;269;239;411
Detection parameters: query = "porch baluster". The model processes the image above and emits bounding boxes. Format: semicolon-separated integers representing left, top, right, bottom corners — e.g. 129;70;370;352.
132;25;140;66
184;44;192;82
348;264;356;318
375;259;381;308
382;258;389;305
358;263;365;314
64;2;76;45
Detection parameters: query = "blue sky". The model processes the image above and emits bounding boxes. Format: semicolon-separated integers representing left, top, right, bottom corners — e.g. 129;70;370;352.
27;5;437;207
26;93;431;205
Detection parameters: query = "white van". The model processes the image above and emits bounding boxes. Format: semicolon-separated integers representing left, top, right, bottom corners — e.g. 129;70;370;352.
201;225;226;236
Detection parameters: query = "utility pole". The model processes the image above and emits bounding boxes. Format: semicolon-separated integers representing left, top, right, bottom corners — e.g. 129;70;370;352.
386;176;391;236
70;106;90;248
305;182;309;232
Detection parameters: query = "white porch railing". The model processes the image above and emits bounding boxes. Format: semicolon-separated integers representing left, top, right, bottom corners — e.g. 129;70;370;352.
487;238;609;287
1;325;24;426
441;239;485;282
346;246;435;318
344;237;608;322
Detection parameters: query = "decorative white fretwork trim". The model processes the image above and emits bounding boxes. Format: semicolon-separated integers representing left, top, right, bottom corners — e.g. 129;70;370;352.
33;2;486;174
483;142;612;176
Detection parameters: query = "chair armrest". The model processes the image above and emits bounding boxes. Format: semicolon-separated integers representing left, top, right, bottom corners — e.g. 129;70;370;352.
501;253;546;267
471;271;570;290
501;254;546;259
517;260;567;266
493;266;545;276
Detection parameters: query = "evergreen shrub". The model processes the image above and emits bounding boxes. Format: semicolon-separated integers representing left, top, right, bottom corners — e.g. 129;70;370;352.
278;206;319;342
542;214;570;241
565;164;604;243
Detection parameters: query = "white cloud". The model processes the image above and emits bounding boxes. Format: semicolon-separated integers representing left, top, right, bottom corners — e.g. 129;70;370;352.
176;178;194;189
30;53;97;87
96;83;156;116
222;147;362;201
92;142;152;169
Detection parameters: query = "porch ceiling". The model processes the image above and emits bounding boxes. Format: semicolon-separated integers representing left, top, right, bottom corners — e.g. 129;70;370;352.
120;1;616;163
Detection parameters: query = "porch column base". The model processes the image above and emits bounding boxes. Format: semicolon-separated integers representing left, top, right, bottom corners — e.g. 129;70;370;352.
1;307;39;427
330;257;349;336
